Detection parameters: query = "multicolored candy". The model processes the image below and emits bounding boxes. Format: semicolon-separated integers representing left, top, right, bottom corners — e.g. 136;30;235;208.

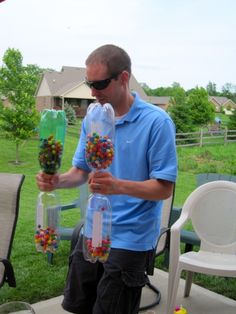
38;135;63;174
85;132;114;170
34;225;59;253
85;236;111;262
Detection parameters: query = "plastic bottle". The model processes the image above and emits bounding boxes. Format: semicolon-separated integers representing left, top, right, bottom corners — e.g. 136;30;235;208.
34;109;67;254
83;103;115;263
35;191;61;253
83;193;112;263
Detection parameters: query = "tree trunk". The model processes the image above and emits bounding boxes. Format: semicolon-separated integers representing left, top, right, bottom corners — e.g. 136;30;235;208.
15;142;20;164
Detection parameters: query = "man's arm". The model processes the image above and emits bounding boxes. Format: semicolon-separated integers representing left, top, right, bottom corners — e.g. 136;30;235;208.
89;171;173;201
57;166;89;188
36;166;89;192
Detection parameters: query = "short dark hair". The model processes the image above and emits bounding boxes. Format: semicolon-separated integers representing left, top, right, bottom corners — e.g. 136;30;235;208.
85;44;131;77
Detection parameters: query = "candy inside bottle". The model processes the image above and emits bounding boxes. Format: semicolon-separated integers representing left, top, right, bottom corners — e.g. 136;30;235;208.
83;103;115;263
35;109;66;254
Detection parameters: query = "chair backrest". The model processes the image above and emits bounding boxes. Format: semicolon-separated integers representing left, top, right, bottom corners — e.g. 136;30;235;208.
156;186;175;256
0;173;25;287
197;173;236;186
77;183;89;219
182;180;236;254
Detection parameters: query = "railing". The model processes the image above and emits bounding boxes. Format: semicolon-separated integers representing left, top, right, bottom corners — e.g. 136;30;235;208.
176;128;236;147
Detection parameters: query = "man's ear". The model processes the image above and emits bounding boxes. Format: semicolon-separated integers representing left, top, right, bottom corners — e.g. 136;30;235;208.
120;70;130;85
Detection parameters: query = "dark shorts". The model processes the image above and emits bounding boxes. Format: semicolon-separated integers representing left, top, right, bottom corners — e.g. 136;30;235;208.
62;234;155;314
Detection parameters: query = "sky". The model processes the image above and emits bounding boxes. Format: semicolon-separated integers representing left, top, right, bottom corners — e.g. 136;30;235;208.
0;0;236;91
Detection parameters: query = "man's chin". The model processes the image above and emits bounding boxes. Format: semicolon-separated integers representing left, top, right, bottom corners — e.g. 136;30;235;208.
96;98;106;105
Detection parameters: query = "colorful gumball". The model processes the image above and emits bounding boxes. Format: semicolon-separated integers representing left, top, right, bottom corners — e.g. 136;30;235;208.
84;236;111;261
86;132;114;170
34;225;59;253
38;135;63;174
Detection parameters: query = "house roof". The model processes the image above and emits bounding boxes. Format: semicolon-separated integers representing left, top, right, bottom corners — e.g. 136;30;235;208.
36;66;87;96
36;66;170;106
146;96;170;106
209;96;235;106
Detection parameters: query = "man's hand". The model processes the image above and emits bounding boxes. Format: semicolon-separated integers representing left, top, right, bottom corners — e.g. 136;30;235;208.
89;171;119;195
36;171;59;192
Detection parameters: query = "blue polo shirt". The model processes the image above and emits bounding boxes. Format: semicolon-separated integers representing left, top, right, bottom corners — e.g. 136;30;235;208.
72;92;177;251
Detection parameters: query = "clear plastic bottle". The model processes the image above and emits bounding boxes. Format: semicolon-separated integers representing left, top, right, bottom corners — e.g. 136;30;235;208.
83;193;112;263
83;103;115;263
35;192;61;253
34;109;67;254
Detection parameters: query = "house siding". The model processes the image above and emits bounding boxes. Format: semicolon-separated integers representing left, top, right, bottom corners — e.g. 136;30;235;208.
36;96;54;112
209;96;236;113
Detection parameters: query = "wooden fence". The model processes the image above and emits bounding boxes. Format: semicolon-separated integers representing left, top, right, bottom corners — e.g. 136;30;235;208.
176;128;236;147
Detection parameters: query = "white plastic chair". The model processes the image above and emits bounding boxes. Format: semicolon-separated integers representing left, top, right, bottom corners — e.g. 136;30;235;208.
167;180;236;314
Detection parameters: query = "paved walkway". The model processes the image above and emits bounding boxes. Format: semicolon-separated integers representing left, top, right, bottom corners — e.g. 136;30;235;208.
32;269;236;314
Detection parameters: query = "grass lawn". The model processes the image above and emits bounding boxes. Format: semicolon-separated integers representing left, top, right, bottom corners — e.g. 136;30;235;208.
0;120;236;304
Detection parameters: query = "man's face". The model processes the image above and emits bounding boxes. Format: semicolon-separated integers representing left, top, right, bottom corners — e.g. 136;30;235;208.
86;63;121;105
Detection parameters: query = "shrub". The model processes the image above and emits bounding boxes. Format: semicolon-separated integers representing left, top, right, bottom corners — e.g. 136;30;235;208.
64;102;76;125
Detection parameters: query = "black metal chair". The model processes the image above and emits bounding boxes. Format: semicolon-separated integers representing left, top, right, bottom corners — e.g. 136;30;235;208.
139;186;175;311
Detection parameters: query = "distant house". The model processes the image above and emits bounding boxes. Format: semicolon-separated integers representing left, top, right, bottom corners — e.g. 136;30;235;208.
35;66;170;116
146;96;170;111
209;96;236;114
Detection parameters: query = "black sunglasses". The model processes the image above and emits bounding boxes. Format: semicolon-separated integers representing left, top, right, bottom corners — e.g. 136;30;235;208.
85;73;119;90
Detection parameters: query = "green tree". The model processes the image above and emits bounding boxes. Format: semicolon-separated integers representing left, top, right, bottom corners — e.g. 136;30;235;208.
145;82;196;133
168;90;196;133
0;48;40;163
206;81;218;96
168;82;186;105
169;100;195;133
166;83;196;133
64;102;76;125
227;109;236;130
221;83;236;103
145;82;186;99
186;87;215;127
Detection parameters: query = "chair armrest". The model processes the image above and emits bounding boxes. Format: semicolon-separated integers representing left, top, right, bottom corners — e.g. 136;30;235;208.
0;258;16;287
60;184;89;214
169;210;190;277
171;207;189;232
61;198;81;211
159;226;169;238
155;227;170;255
170;207;182;226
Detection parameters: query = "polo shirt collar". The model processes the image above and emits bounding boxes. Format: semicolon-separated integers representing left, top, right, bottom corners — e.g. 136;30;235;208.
115;92;142;125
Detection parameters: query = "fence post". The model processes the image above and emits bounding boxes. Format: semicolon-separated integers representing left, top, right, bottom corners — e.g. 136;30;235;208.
200;128;203;147
224;127;228;145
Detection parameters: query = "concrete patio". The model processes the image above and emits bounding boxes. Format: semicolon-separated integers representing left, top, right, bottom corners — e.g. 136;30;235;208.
32;268;236;314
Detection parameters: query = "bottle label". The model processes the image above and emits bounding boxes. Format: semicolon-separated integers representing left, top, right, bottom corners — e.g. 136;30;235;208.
47;206;60;229
92;211;102;247
36;198;44;227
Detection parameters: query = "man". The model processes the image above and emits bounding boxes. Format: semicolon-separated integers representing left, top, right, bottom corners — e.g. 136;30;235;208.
36;44;177;314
